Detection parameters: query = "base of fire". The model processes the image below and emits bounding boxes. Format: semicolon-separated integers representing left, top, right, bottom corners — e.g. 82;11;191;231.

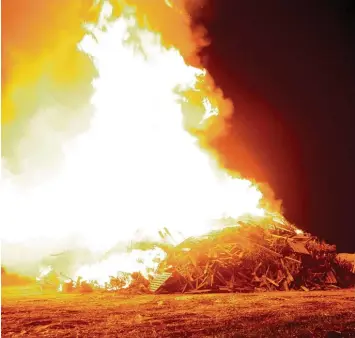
33;216;355;294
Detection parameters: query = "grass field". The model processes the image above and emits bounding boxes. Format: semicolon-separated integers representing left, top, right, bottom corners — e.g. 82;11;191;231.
2;286;355;337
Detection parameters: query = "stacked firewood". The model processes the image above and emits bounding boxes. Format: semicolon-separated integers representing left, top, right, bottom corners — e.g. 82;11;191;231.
153;217;355;293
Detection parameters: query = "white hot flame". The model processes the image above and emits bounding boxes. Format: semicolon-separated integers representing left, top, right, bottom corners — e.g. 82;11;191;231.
1;2;265;285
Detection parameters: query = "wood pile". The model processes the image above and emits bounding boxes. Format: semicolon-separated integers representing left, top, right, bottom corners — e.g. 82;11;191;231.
44;216;354;294
152;217;355;293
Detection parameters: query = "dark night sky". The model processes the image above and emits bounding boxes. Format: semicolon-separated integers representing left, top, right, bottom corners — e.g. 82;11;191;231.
194;1;355;251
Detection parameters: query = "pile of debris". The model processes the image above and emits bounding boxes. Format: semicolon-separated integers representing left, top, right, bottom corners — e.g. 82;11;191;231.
150;217;355;293
39;216;354;295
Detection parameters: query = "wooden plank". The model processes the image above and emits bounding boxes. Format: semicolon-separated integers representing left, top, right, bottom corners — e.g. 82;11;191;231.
149;272;172;293
325;270;337;284
287;239;310;255
253;243;283;258
281;259;294;283
266;277;279;287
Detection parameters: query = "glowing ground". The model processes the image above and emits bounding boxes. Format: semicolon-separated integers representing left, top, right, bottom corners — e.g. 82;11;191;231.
2;287;355;337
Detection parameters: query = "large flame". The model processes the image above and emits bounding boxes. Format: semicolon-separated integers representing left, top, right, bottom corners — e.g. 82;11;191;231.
2;0;271;286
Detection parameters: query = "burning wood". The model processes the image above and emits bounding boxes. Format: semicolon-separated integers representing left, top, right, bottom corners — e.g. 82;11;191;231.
42;216;354;295
149;217;355;293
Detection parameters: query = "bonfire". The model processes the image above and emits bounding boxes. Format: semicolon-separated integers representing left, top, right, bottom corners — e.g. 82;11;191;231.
3;0;354;300
48;215;354;295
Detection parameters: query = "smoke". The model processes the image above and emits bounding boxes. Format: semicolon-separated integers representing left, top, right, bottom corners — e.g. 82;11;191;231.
1;237;96;278
1;0;100;176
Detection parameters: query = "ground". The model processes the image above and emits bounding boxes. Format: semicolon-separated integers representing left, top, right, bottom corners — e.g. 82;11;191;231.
2;286;355;337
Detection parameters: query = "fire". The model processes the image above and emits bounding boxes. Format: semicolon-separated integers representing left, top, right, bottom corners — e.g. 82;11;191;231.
2;0;275;288
75;248;166;286
66;1;266;284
